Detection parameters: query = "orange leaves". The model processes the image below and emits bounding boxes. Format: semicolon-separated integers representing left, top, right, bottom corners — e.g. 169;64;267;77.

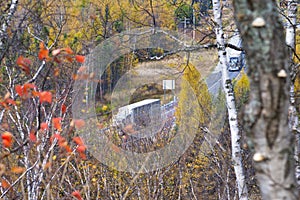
37;91;52;104
50;133;72;153
71;119;86;129
71;191;83;200
38;42;49;61
51;46;84;64
39;41;45;49
73;136;87;159
15;85;24;97
17;43;83;79
61;104;67;114
1;132;13;148
73;136;86;153
38;48;49;61
75;55;85;63
15;83;52;105
39;42;83;63
1;179;10;189
65;55;73;63
53;67;60;76
40;122;49;130
52;47;73;57
23;83;36;91
52;117;62;131
76;145;86;152
15;83;36;98
0;92;16;109
73;119;85;129
16;56;31;75
73;137;84;146
62;47;73;55
2;132;12;141
0;98;16;109
50;133;62;144
4;99;16;106
43;162;52;170
0;163;5;176
11;166;25;174
29;131;37;143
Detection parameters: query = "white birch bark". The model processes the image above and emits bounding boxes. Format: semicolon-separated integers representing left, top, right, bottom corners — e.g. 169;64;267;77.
233;0;298;197
0;0;18;50
211;0;248;199
285;0;300;183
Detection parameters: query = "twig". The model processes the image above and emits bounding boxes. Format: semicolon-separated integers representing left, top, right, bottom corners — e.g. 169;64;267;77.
0;160;39;198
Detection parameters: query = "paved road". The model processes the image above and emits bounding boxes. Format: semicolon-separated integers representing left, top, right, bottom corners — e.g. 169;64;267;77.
206;33;242;98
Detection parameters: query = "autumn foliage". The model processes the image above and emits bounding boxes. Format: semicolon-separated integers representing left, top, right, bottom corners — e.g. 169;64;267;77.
38;42;50;61
1;132;13;148
16;56;31;74
0;0;263;199
71;190;83;200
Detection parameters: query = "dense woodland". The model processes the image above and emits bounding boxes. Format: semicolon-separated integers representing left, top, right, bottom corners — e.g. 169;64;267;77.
0;0;299;199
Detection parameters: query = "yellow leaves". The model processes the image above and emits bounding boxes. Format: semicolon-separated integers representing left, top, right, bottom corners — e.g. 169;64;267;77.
295;37;300;64
102;105;108;111
177;63;211;125
294;33;300;93
234;70;250;101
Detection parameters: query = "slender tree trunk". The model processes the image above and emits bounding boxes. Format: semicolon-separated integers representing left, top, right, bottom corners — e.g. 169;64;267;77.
285;1;300;182
0;0;18;51
233;0;299;199
211;0;248;199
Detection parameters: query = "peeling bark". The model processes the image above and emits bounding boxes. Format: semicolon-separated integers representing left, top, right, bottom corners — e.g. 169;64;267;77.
0;0;18;50
212;0;248;199
285;0;300;184
233;0;299;199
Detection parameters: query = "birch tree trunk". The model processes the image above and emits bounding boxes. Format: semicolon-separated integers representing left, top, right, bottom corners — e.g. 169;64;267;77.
211;0;248;199
285;1;300;182
0;0;18;51
233;0;299;199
